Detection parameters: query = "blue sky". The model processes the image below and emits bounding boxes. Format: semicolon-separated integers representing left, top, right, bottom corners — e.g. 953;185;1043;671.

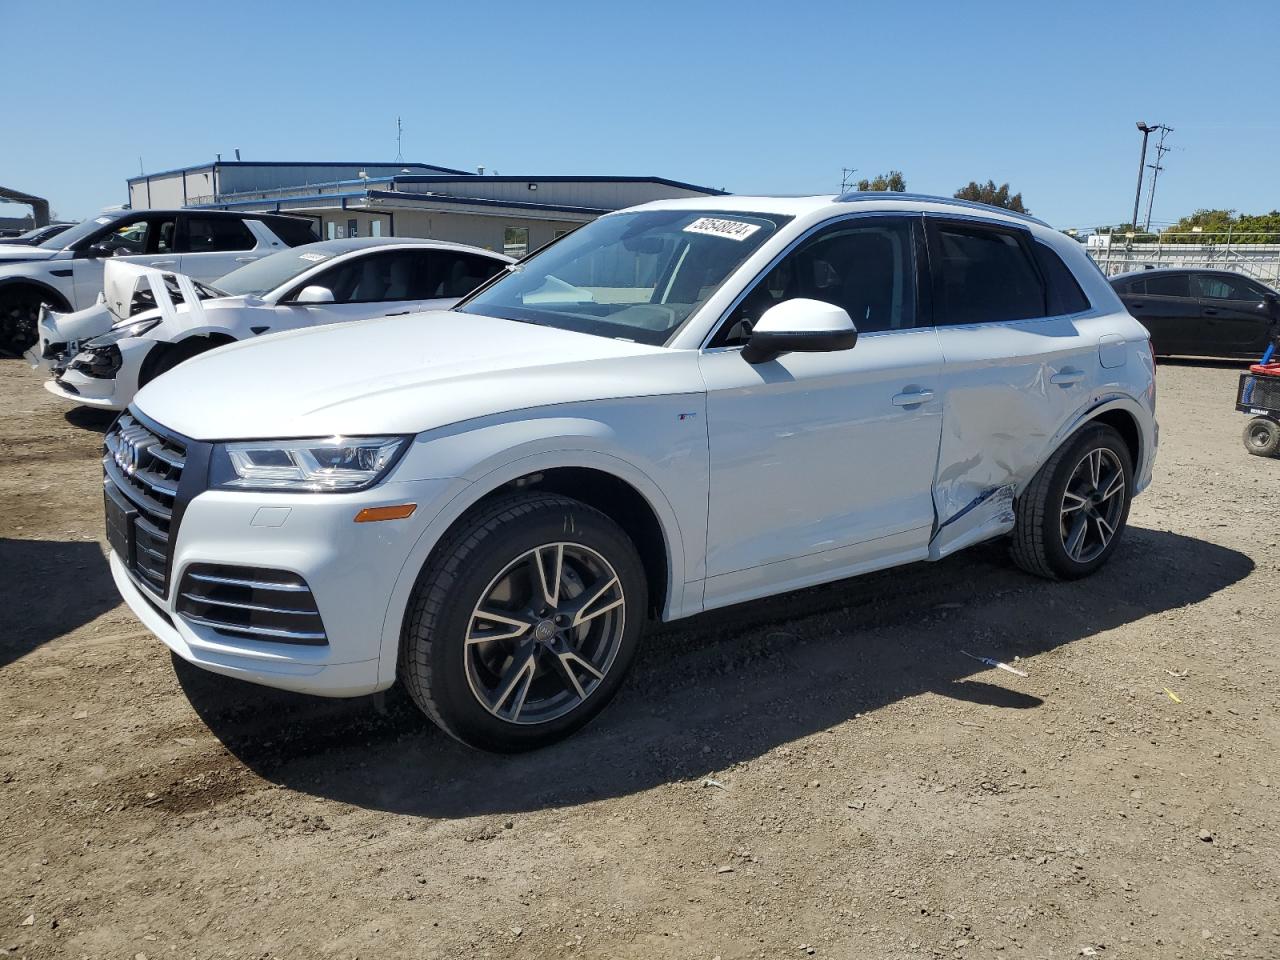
4;0;1278;230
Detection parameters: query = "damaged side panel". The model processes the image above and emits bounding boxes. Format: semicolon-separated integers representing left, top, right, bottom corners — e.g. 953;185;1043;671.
927;313;1111;558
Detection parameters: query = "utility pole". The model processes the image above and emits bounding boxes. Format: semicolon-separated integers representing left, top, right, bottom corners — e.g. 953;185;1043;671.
1143;125;1173;232
395;117;405;163
1132;122;1154;235
840;167;859;193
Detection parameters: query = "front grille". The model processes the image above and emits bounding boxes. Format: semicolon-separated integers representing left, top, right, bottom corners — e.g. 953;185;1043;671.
103;412;186;597
176;563;328;646
1238;372;1280;413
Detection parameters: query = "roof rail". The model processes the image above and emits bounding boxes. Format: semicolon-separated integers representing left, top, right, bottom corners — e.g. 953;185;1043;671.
835;191;1049;227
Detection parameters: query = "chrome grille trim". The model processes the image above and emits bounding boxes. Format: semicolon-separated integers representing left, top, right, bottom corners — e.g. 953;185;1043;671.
180;613;327;643
176;564;328;647
186;571;310;593
103;412;187;599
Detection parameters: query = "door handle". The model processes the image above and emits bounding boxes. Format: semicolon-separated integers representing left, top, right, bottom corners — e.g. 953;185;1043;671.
151;260;176;267
1203;308;1219;316
1050;369;1086;386
234;256;259;263
384;310;410;317
891;389;934;407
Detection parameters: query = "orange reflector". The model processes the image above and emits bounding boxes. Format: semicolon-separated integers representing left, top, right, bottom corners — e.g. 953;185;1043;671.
354;503;417;523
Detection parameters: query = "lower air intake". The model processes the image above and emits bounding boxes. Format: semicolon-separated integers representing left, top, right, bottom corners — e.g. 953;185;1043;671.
176;564;328;646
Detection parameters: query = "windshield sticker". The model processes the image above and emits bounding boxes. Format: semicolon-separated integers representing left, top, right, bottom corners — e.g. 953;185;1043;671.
683;217;762;241
298;252;329;262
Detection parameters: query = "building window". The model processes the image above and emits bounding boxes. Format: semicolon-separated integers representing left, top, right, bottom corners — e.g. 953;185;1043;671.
553;229;570;240
503;226;530;259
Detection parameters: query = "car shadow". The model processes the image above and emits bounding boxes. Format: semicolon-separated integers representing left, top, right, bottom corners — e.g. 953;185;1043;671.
0;537;118;668
63;406;116;433
175;526;1253;818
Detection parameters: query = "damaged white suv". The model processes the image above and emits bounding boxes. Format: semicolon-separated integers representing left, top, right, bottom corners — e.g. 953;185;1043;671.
105;193;1157;751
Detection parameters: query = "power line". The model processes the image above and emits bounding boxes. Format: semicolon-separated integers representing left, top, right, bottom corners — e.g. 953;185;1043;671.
1143;125;1173;232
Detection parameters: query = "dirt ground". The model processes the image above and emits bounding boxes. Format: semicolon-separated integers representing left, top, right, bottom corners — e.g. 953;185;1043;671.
1;358;1277;960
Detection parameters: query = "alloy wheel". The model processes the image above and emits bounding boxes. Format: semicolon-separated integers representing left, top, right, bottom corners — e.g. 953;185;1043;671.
1059;447;1126;564
464;542;626;725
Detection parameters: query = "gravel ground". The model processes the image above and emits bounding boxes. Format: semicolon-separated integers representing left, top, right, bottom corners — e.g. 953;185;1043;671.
1;358;1277;960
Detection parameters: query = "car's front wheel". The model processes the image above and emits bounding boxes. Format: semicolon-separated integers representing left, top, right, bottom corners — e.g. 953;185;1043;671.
1011;423;1134;580
401;493;647;751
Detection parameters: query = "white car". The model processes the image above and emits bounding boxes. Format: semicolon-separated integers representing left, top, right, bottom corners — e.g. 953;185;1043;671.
105;192;1158;751
0;209;317;356
37;238;512;410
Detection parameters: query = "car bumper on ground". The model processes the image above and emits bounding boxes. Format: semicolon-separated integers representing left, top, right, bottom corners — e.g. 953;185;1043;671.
110;476;464;697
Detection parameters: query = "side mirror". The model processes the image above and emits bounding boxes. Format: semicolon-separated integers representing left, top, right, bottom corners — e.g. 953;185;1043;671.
86;242;114;258
741;298;858;364
294;285;335;305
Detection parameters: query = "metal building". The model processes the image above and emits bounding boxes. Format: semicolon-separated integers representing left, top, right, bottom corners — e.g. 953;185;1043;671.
128;161;725;257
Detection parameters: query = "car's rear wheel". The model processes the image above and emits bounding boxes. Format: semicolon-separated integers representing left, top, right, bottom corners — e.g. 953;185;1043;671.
1011;423;1134;580
401;493;647;752
1243;417;1280;458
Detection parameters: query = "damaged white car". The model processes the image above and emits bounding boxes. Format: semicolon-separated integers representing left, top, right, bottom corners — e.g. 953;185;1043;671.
35;237;511;410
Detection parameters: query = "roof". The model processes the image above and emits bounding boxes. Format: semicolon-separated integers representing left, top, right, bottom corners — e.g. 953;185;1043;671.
128;160;472;184
630;192;1053;228
287;236;508;258
391;174;726;195
1110;267;1252;280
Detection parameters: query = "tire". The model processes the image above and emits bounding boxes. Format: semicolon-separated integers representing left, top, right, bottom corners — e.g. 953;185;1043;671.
1010;423;1134;580
137;338;223;388
1243;417;1280;458
0;286;61;357
401;492;648;752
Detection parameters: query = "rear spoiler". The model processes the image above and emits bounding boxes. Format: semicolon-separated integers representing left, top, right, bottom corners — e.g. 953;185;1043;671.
102;260;207;329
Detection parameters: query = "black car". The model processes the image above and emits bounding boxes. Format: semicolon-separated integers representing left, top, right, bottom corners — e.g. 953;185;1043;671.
1110;268;1278;359
0;223;75;246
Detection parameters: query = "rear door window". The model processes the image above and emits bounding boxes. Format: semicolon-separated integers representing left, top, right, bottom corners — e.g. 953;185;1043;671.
183;216;256;253
928;221;1046;325
1144;274;1190;298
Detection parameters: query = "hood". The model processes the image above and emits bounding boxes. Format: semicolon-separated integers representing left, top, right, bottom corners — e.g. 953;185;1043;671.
0;247;61;265
133;310;688;440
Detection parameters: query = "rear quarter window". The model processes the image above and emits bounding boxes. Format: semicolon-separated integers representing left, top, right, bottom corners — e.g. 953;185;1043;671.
261;217;321;247
1032;242;1091;315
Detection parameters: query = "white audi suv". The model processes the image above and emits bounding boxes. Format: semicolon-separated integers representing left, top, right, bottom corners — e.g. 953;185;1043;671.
103;192;1158;751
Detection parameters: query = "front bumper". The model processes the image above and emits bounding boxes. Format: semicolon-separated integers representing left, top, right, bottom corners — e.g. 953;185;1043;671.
111;475;464;697
44;337;153;410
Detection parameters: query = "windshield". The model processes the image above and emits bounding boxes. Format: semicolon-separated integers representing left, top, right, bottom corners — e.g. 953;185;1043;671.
213;246;333;297
38;215;116;250
456;210;790;345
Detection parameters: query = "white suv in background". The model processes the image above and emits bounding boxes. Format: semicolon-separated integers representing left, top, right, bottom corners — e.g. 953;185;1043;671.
104;192;1157;751
0;209;317;354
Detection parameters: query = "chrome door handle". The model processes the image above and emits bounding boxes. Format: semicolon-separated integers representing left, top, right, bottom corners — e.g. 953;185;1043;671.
1050;370;1086;386
234;256;259;263
151;260;176;267
891;389;934;407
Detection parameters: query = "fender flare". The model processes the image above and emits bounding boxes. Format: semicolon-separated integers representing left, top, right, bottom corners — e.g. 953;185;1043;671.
373;447;690;687
0;276;72;313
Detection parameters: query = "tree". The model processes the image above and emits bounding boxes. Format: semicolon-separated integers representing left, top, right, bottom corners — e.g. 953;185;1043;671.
954;180;1029;214
1160;209;1280;243
856;170;906;192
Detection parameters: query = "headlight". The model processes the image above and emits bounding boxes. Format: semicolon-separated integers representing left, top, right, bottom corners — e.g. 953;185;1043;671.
86;316;162;346
211;436;410;492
